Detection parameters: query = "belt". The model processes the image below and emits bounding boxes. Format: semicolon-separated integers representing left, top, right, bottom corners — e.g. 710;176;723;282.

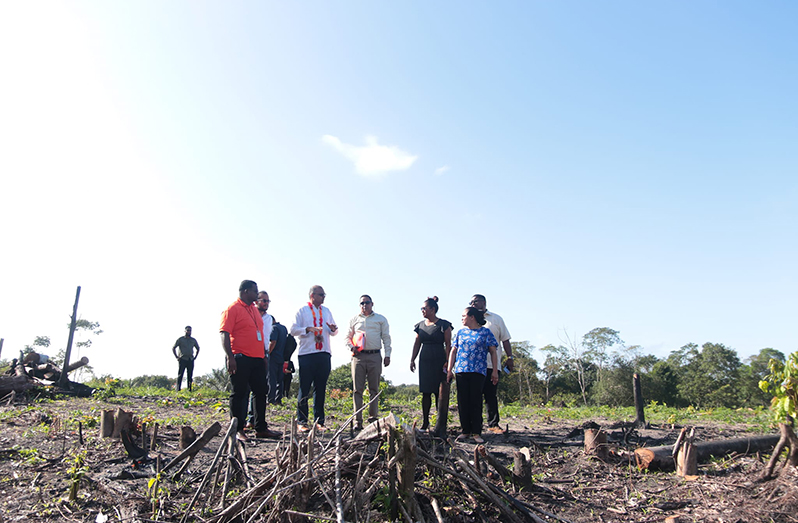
361;349;381;354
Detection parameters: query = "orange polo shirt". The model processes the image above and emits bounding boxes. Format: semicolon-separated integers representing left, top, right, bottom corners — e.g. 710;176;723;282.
220;298;265;358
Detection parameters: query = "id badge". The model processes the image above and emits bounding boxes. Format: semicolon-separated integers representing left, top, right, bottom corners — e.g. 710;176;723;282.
257;331;263;341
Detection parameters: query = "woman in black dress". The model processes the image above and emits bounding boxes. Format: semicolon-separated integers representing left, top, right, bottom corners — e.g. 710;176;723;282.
409;296;453;431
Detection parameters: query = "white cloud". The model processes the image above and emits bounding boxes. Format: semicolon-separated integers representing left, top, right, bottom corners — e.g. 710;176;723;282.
434;165;450;175
322;135;418;176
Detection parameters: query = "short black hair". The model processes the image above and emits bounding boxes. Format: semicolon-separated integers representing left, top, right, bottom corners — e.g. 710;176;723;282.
185;326;191;330
360;294;372;302
239;280;257;292
465;306;487;326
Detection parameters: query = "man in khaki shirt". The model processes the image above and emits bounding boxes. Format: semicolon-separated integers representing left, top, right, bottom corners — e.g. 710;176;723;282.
346;295;392;430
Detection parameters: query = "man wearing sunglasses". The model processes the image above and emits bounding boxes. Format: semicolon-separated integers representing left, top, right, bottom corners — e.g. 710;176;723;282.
290;285;338;432
346;295;392;431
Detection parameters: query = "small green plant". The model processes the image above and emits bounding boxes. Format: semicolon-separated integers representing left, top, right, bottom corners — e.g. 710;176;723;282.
148;472;170;518
93;377;120;401
65;448;88;502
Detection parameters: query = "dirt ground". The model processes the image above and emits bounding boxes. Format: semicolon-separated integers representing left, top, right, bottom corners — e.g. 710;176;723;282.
1;395;797;523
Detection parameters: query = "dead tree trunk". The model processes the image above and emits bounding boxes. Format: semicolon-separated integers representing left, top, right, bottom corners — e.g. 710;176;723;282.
675;428;697;476
111;408;133;439
635;434;780;471
100;410;115;438
58;286;81;389
433;379;450;438
584;429;608;460
0;375;33;395
761;422;798;480
633;373;646;428
513;448;532;488
180;426;197;449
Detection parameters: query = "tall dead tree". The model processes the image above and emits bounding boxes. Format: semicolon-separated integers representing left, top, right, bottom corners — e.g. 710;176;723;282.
58;286;81;389
633;373;646;428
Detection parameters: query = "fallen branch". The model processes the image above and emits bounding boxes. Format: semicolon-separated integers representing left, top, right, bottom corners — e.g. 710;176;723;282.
162;421;222;473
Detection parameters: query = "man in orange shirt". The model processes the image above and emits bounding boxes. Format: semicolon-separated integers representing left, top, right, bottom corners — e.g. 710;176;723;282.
221;280;280;441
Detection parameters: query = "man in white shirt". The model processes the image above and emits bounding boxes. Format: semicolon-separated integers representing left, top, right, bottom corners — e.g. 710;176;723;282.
345;294;392;430
471;294;515;434
290;285;338;432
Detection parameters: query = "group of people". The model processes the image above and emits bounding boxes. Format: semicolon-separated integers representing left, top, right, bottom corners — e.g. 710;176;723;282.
213;280;513;443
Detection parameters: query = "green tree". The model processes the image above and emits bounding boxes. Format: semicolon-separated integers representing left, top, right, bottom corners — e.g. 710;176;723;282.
643;359;681;406
498;341;540;405
561;330;594;406
739;348;785;407
582;327;623;384
677;342;742;408
194;368;232;392
23;336;51;355
539;344;570;404
327;364;353;391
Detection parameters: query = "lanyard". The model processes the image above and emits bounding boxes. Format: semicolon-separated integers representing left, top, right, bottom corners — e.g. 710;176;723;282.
308;303;324;350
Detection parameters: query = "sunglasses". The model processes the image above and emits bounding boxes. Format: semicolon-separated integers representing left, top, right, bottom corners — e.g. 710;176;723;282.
360;301;372;306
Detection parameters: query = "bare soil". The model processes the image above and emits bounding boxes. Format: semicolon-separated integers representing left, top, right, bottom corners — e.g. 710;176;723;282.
1;395;797;523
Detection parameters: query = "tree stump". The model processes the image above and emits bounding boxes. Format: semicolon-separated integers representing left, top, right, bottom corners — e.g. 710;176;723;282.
584;428;608;460
512;448;532;488
676;442;697;476
111;408;132;439
180;426;197;450
100;409;115;438
150;422;159;451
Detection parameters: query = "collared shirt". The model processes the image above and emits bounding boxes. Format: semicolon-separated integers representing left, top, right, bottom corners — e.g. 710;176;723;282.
290;303;337;356
346;312;392;357
261;313;273;350
484;309;511;369
173;336;199;360
220;298;265;358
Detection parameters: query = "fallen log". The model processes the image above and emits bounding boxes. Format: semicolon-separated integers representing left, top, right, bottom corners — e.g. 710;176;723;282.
65;357;90;374
0;375;34;395
635;434;781;471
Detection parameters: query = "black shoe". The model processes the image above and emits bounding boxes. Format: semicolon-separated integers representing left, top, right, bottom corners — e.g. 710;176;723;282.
256;429;281;439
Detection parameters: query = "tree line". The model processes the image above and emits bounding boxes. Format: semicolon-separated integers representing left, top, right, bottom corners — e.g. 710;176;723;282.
499;327;785;409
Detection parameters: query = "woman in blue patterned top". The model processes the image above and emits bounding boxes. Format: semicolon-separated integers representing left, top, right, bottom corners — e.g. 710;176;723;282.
446;306;499;443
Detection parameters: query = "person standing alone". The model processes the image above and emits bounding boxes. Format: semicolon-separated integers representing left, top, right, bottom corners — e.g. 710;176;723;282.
172;326;199;392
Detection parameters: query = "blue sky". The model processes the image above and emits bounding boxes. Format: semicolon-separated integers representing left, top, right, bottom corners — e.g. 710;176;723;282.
1;1;796;386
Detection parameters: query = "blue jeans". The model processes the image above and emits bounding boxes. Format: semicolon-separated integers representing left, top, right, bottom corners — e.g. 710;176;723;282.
296;352;331;426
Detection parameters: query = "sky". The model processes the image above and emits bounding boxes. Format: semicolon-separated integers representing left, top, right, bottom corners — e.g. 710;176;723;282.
1;1;796;387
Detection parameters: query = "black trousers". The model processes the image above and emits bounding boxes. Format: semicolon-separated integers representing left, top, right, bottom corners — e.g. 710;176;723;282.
177;358;194;391
230;355;268;432
456;372;485;435
482;370;501;427
297;352;331;426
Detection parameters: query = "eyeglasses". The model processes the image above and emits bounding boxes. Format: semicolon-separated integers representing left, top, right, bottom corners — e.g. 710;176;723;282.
420;307;428;311
360;301;372;306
